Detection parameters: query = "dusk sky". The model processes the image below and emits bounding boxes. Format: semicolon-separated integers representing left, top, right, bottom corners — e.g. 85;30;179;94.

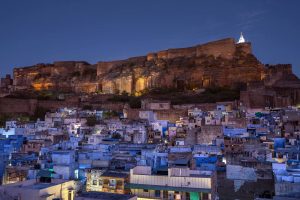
0;0;299;77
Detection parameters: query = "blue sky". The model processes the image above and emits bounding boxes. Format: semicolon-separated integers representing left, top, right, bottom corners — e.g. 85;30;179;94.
0;0;299;77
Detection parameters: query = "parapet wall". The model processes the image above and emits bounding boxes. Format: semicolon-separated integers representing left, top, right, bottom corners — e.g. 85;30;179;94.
97;56;146;76
196;38;237;59
0;98;37;115
97;38;242;78
265;64;292;75
236;42;252;55
11;37;268;96
0;96;80;115
264;64;293;86
97;61;125;77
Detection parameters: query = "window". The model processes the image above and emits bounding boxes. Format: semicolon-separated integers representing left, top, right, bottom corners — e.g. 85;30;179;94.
93;180;97;185
99;179;103;185
109;179;116;188
143;189;149;192
117;180;123;186
68;190;73;200
155;190;160;197
202;193;209;200
163;191;168;198
175;193;181;200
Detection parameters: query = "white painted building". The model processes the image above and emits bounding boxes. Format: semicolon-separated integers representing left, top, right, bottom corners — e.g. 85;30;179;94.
128;166;214;200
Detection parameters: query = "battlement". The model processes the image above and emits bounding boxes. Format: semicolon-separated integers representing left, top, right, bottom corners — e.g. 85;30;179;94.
53;61;89;66
97;56;146;76
98;38;243;76
236;42;252;55
196;38;237;59
10;37;275;95
265;64;292;74
147;38;238;61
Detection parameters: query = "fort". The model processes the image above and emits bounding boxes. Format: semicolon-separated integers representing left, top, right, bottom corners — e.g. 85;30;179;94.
1;36;299;111
12;38;260;95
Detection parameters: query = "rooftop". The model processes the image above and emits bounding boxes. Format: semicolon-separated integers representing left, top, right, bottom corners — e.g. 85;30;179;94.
2;179;72;190
75;192;134;200
77;192;136;200
101;171;129;178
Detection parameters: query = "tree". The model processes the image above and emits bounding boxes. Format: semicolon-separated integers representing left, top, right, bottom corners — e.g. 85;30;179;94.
112;133;121;139
31;107;49;121
86;116;97;126
82;105;93;110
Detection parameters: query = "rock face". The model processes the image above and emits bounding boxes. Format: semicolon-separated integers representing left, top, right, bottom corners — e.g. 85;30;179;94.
14;61;98;93
241;64;300;108
97;38;263;95
12;37;298;100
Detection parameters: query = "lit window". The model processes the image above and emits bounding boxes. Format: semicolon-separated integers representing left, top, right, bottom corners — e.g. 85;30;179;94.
93;180;97;185
155;190;160;197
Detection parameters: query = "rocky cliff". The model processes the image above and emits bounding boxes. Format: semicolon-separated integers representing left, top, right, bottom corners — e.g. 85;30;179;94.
13;37;293;96
97;38;263;95
14;61;98;93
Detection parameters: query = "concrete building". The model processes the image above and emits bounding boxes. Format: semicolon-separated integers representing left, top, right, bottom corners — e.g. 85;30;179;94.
0;178;77;200
52;150;77;180
273;162;300;199
86;170;129;194
76;192;137;200
127;166;215;200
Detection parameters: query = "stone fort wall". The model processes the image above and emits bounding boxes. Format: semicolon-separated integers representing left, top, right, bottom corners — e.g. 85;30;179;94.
11;37;295;97
0;97;79;115
0;98;38;115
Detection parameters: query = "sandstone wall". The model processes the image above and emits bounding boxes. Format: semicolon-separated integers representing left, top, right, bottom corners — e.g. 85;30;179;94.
264;64;293;86
89;102;125;111
11;37;279;97
155;109;187;123
74;82;99;93
196;38;237;59
0;97;80;115
173;103;217;111
95;37;264;95
148;38;238;61
124;108;140;120
97;61;124;77
236;42;252;55
0;98;37;115
197;125;223;144
38;98;79;111
13;61;95;93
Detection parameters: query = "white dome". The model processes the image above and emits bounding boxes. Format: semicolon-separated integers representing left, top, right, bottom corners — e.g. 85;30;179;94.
238;32;246;44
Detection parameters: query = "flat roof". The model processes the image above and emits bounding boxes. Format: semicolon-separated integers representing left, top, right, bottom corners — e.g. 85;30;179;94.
4;179;72;190
22;183;58;190
77;192;135;200
101;171;129;178
125;183;211;193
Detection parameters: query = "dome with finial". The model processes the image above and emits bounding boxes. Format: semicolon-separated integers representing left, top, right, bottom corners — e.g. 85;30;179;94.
237;32;246;44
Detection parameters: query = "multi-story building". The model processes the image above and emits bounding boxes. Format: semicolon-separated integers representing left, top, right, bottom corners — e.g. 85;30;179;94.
127;166;215;200
52;150;77;180
2;166;29;185
0;178;77;200
86;170;129;194
76;192;137;200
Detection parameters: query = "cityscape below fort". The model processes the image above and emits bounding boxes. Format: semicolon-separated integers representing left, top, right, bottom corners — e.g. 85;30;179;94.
2;0;300;199
0;34;299;200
